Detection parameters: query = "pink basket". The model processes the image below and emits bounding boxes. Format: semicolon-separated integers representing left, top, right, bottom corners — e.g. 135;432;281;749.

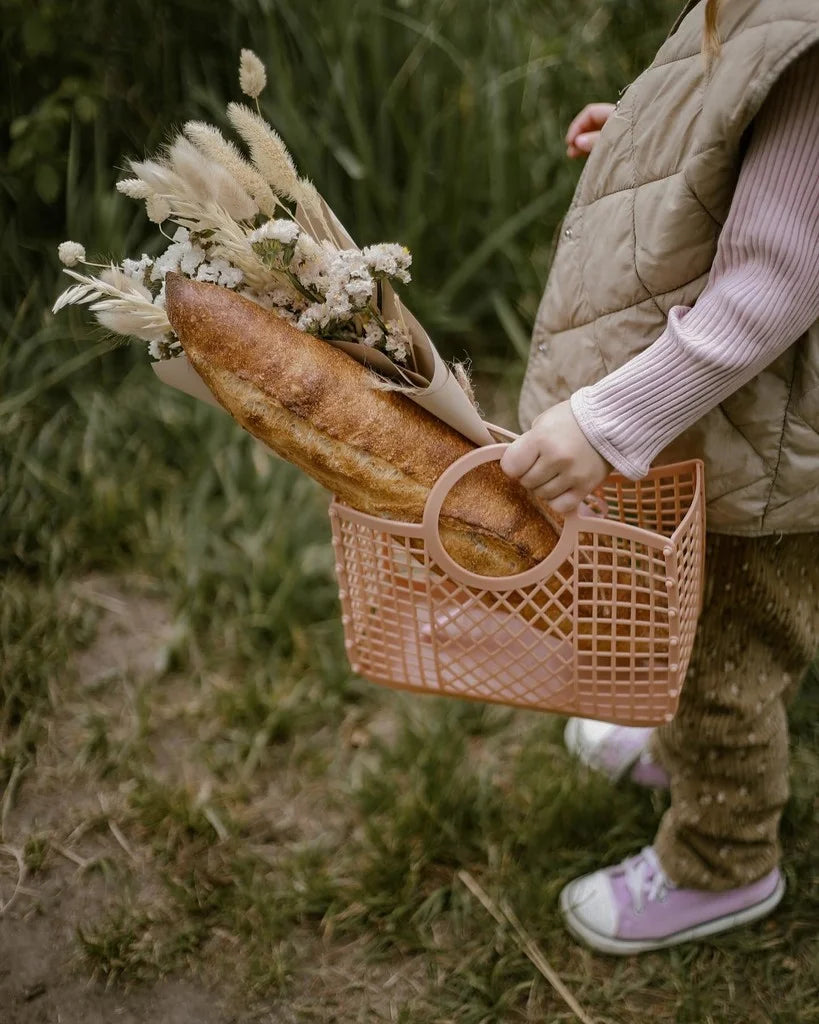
330;442;705;726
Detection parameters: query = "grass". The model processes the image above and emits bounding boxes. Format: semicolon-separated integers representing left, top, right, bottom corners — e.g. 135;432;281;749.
2;1;818;1021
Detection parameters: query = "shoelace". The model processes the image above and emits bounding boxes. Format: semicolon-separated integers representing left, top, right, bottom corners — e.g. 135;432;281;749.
623;847;672;913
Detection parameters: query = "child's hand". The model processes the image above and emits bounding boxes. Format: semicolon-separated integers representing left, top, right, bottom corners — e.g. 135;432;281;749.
566;102;616;158
500;401;611;515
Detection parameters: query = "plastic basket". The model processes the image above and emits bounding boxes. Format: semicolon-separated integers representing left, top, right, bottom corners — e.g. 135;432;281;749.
330;442;705;726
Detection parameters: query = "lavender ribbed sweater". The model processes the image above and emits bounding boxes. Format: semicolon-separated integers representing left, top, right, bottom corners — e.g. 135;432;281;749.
570;48;819;480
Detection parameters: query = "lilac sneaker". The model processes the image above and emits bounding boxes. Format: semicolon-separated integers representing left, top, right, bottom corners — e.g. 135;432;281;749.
564;717;670;789
559;846;785;955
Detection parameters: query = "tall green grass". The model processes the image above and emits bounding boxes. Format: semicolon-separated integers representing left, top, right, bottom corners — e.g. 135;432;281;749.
2;0;678;346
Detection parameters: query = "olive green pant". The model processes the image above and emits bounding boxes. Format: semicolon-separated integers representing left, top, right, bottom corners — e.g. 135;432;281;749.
650;532;819;890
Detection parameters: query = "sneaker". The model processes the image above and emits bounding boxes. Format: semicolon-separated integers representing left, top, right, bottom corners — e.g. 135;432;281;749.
559;846;785;955
564;717;670;788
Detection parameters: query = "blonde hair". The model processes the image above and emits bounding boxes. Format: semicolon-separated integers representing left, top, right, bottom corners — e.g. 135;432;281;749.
703;0;722;59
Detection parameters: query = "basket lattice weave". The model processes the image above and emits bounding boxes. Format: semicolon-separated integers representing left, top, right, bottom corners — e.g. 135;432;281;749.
330;443;705;726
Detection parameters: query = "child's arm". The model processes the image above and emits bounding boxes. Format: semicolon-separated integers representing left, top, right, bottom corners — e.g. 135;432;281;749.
504;47;819;513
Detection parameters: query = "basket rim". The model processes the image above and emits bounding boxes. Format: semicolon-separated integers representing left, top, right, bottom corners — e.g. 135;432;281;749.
330;455;705;592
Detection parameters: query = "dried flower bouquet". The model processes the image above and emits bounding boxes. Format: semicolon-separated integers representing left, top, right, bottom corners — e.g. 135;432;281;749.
53;50;426;379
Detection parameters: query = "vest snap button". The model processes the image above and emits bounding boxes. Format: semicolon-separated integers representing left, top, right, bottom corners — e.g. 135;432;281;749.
564;226;573;239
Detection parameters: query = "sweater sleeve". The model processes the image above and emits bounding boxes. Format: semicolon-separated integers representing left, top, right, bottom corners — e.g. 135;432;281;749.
569;46;819;480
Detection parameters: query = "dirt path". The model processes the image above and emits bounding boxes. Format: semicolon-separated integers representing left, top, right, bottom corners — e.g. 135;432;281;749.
0;576;260;1024
0;574;427;1024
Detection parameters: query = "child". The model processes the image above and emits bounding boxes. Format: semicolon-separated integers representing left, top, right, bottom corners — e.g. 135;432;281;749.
501;0;819;954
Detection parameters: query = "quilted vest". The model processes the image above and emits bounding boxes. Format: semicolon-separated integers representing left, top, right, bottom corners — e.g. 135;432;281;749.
518;0;819;535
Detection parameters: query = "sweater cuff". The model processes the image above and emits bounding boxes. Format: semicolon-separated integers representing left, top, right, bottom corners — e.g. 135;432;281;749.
570;389;648;481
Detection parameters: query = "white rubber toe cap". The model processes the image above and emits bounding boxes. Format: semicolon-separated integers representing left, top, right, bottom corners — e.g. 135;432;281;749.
560;869;618;937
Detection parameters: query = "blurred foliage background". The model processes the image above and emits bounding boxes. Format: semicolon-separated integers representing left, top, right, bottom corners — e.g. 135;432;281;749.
2;0;681;346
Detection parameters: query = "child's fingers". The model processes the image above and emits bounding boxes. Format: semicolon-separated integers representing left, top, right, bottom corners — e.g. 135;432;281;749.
567;133;601;159
574;131;601;153
530;473;586;513
517;455;559;491
565;103;617;145
565;107;593;144
499;436;539;479
540;488;584;515
531;473;569;502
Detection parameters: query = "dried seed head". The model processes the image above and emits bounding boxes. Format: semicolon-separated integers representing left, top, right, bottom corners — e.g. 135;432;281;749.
57;241;86;266
239;49;267;99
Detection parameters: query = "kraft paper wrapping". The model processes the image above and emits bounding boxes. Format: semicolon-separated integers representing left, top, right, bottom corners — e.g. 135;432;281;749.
153;196;495;448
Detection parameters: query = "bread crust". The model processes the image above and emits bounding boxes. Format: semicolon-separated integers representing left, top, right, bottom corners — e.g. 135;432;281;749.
164;275;560;576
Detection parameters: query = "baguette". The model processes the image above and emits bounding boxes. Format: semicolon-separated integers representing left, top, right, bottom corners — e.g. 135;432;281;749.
164;274;561;578
165;276;654;657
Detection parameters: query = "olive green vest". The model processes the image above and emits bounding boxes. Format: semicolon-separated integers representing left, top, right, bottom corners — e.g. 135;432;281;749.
519;0;819;535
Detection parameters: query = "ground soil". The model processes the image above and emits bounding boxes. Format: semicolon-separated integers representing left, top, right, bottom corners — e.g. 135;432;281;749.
0;575;424;1024
2;577;258;1023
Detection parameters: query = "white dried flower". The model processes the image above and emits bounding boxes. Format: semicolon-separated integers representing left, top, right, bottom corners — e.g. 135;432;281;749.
292;235;332;289
331;249;369;281
293;233;325;262
344;276;373;306
116;178;153;200
256;284;303;310
361;320;383;348
195;260;221;284
250;218;301;245
151;240;189;282
246;290;300;321
384;319;411;363
122;254;153;281
326;292;352;320
194;258;243;288
219;265;244;289
325;249;373;311
57;241;86;266
179;243;206;275
239;49;267;99
96;308;150;336
297;302;329;332
385;339;409;363
296;178;334;237
146;194;172;224
146;337;182;361
362;242;412;283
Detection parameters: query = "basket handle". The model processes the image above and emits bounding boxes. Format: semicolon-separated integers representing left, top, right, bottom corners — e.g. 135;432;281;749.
422;443;588;590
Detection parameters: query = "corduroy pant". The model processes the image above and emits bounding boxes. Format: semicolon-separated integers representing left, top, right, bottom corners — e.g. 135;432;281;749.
650;532;819;890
